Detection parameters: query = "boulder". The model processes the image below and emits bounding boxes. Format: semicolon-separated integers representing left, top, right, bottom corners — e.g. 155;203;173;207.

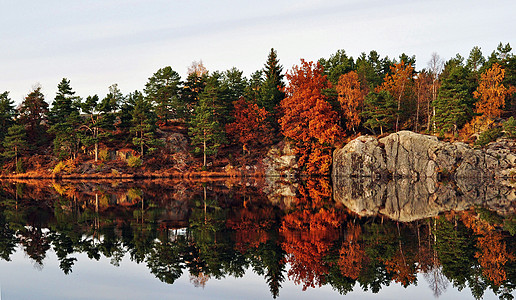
333;131;516;179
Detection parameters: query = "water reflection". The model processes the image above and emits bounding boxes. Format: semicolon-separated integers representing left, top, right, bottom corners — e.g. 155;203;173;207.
0;179;514;299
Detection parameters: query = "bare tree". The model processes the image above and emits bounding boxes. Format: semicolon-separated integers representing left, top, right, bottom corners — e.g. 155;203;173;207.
427;53;444;132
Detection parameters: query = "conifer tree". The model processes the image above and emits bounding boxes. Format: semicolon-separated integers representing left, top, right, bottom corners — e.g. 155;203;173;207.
361;90;396;135
144;67;182;125
130;92;161;157
48;78;82;159
257;48;285;113
18;86;49;146
432;55;476;135
2;124;28;172
189;96;226;168
0;92;16;142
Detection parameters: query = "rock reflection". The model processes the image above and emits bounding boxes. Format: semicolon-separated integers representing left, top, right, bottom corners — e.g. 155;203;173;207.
333;176;516;222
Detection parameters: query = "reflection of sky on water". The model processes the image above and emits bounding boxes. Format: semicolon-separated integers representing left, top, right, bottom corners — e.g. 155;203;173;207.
0;247;499;300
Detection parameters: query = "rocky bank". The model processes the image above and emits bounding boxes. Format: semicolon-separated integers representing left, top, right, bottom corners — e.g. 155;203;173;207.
332;130;516;180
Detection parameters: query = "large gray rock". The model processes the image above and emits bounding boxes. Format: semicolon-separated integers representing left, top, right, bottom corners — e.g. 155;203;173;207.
333;131;516;179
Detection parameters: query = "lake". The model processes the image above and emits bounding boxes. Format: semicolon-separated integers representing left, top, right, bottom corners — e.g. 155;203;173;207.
0;178;513;299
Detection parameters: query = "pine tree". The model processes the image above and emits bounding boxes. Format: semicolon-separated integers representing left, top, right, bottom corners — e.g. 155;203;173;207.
48;78;82;159
18;86;49;145
189;97;226;168
257;48;285;113
144;67;182;125
432;55;476;135
2;124;28;172
0;92;16;142
130;92;161;157
361;90;397;135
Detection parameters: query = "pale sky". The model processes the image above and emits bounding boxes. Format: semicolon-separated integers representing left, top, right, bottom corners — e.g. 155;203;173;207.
1;0;514;105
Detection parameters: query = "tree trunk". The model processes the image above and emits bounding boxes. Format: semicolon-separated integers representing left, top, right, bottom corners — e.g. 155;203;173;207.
140;130;144;157
203;130;207;167
94;141;98;162
14;146;18;172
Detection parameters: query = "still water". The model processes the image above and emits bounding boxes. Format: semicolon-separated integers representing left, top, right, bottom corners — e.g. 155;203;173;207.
0;178;513;299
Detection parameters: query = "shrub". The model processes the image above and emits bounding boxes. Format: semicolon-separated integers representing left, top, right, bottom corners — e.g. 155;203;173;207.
475;127;503;147
127;156;142;168
99;149;110;161
53;159;76;174
503;117;516;138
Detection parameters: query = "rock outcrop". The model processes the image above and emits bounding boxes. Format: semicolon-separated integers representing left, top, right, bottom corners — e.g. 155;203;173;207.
332;131;516;179
262;142;299;178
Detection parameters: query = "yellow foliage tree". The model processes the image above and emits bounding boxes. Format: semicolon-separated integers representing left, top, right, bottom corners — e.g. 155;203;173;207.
336;71;367;134
473;63;508;121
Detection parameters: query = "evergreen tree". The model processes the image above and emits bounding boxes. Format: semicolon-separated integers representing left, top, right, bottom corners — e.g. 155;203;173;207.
48;79;82;159
319;49;355;85
181;72;208;121
432;55;476;135
362;90;397;135
2;124;28;172
355;50;392;90
48;78;81;125
0;92;16;142
189;97;226;168
18;86;49;146
144;67;182;125
257;48;285;113
117;91;139;133
130;92;161;157
245;70;264;102
466;46;486;73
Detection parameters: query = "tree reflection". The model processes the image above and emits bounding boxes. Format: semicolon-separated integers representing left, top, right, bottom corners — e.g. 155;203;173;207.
0;180;513;299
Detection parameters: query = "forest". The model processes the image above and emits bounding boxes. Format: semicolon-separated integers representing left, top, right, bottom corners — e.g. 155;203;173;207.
0;43;515;176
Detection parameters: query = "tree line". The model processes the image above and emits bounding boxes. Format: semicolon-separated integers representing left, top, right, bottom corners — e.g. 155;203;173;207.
0;43;515;173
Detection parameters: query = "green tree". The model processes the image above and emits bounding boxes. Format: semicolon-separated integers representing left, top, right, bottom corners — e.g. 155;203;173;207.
361;90;397;135
257;48;285;114
432;55;476;135
181;72;208;121
466;46;486;73
18;86;48;146
144;67;182;125
0;92;16;143
130;92;161;157
48;79;82;159
319;49;355;85
189;97;226;168
2;124;28;171
355;50;392;90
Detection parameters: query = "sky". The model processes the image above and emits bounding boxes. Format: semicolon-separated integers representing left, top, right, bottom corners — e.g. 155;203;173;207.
1;0;514;105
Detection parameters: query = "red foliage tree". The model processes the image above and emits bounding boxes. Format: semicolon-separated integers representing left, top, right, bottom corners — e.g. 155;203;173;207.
226;97;273;155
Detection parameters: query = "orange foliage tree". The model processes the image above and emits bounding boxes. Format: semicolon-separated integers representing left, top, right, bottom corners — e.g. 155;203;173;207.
460;211;514;286
280;207;341;290
280;178;341;290
414;71;433;132
226;97;273;155
336;71;367;134
473;63;508;121
378;62;414;131
338;223;366;279
279;60;342;175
